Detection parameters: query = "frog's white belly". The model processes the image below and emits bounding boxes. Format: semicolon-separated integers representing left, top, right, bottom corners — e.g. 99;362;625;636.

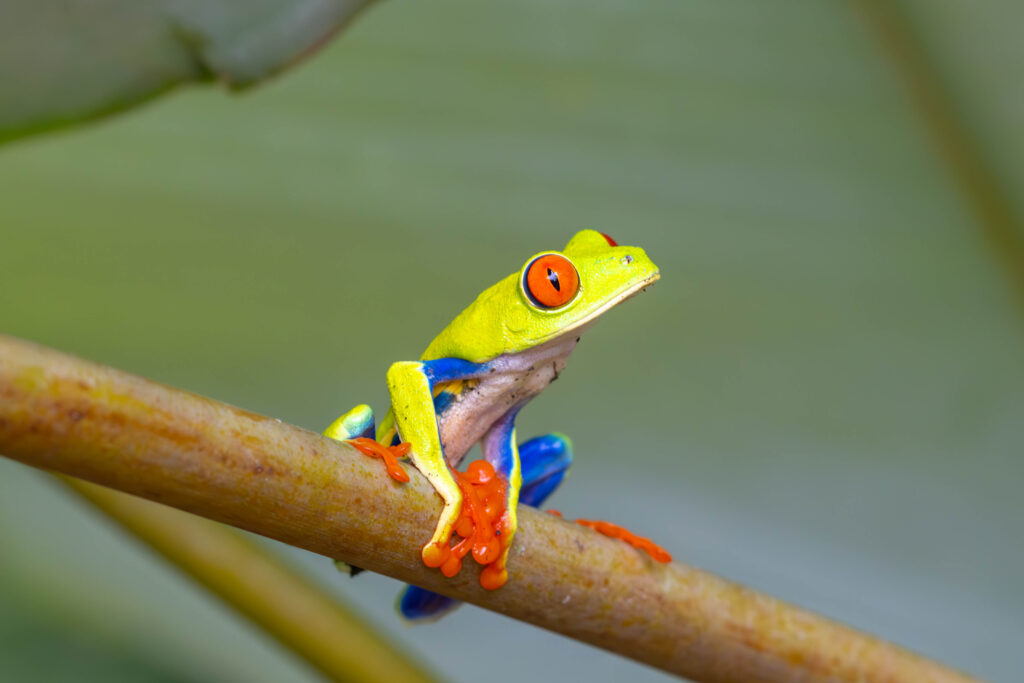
435;333;580;466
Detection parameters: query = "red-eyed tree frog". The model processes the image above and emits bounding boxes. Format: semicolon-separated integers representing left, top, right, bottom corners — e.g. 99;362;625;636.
324;229;667;620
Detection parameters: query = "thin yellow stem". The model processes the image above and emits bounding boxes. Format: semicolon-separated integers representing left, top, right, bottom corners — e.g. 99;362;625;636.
59;476;437;683
0;334;982;683
855;0;1024;312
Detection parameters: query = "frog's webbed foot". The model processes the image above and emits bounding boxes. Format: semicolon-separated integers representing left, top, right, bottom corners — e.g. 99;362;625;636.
547;510;672;564
324;404;412;482
347;437;411;482
396;462;508;620
448;460;508;587
413;460;504;577
398;432;574;620
452;431;576;591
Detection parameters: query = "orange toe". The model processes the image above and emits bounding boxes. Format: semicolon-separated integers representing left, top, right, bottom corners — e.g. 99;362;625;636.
422;541;450;568
472;537;501;565
440;554;463;578
574;518;672;563
347;437;410;482
479;564;508;591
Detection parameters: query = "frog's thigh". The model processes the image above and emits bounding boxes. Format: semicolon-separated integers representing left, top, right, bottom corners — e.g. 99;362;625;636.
519;433;573;508
385;362;462;541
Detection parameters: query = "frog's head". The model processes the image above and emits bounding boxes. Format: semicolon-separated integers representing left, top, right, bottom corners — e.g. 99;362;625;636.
509;229;660;343
426;230;659;362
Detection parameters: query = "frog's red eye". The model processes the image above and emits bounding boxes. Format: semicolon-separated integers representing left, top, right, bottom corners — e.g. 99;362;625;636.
524;254;579;309
600;232;618;247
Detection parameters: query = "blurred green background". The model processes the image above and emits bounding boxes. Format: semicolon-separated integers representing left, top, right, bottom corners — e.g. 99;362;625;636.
1;0;1022;681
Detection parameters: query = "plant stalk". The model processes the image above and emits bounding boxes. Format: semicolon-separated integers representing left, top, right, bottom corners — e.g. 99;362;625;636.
0;334;981;683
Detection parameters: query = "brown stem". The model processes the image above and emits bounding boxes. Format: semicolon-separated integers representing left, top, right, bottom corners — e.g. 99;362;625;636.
0;334;981;683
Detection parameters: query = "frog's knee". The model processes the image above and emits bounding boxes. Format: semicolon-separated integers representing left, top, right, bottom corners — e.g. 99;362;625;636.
324;404;375;440
385;361;428;395
519;433;573;507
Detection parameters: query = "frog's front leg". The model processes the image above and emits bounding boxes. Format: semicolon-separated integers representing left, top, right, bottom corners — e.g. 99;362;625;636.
386;358;489;570
399;430;574;619
474;414;575;590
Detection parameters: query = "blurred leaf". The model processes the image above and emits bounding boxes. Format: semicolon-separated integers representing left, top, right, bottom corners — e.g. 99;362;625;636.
0;1;1022;682
0;583;204;683
857;0;1024;308
0;0;373;143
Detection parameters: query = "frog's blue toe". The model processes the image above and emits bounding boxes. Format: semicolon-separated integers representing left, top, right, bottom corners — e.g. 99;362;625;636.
399;585;461;622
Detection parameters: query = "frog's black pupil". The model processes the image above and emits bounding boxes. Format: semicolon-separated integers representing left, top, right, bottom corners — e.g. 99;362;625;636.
546;268;560;291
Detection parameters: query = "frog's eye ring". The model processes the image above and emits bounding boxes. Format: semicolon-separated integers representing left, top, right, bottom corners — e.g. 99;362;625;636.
523;253;580;309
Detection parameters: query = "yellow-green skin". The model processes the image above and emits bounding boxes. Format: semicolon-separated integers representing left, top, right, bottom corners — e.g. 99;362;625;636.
328;229;659;580
424;230;660;363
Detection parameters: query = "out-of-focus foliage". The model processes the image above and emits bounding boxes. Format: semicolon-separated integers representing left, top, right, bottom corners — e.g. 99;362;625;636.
0;588;202;683
0;0;371;143
0;1;1021;682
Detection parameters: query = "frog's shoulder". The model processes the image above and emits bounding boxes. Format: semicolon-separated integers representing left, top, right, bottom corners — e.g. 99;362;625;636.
421;272;519;364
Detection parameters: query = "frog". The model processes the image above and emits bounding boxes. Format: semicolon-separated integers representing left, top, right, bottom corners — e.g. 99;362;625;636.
323;229;665;621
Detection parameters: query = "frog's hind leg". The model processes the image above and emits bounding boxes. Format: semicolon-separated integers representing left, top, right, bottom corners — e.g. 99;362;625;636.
323;405;377;575
518;433;573;508
397;585;460;623
325;404;409;483
323;404;375;440
397;432;573;622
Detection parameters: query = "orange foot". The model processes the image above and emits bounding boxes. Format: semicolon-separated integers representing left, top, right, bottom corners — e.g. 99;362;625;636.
547;510;672;563
429;460;512;590
346;437;411;482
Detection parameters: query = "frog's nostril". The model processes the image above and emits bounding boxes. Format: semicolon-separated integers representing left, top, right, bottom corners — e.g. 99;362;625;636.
622;254;634;265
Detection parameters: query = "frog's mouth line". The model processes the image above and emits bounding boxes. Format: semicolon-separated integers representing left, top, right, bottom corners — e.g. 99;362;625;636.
619;271;660;303
545;270;660;343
